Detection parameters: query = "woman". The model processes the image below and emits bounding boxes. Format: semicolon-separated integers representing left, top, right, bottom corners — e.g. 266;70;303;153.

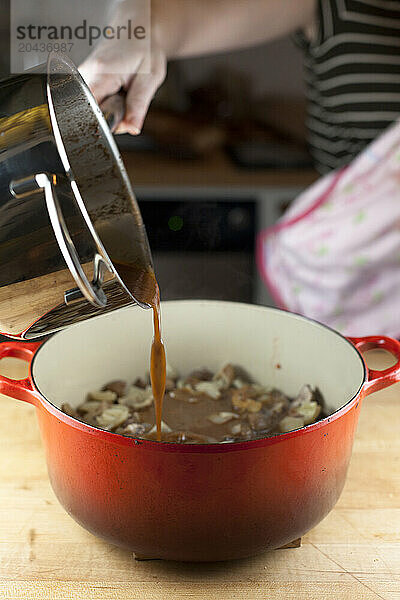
81;0;400;173
81;0;400;336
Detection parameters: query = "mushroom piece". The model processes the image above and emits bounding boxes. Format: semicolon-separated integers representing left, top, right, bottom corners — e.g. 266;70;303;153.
231;389;262;413
119;386;154;410
87;390;117;403
184;368;214;387
96;405;130;430
278;415;305;433
176;379;194;391
195;380;223;399
259;389;288;406
133;377;148;390
230;422;242;435
294;401;321;425
77;400;104;417
117;422;152;437
213;363;236;388
61;403;79;419
207;412;240;425
292;384;315;408
102;380;127;398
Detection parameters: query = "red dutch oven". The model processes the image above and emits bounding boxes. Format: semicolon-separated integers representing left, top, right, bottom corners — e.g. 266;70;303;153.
1;300;399;561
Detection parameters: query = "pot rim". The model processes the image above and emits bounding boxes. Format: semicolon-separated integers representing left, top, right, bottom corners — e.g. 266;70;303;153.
29;301;367;453
46;52;150;309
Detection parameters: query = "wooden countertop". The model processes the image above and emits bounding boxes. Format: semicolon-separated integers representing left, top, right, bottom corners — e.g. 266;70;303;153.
121;150;318;188
1;353;399;600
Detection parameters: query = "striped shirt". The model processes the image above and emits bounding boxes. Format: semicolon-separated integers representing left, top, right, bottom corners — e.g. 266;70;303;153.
296;0;400;173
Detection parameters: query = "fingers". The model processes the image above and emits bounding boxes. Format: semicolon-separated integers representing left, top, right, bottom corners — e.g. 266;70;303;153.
117;50;167;135
114;122;141;136
80;48;167;136
79;59;125;105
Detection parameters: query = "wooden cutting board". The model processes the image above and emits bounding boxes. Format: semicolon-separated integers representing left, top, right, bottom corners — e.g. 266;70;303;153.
0;353;399;600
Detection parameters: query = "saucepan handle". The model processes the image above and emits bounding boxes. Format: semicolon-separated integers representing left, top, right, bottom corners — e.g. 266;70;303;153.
101;92;126;133
348;336;400;396
0;340;42;405
10;173;110;309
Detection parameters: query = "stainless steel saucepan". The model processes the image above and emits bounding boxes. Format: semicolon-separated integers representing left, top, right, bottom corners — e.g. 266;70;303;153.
0;53;152;339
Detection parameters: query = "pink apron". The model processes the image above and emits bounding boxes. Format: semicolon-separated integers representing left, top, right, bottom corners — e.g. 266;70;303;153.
257;120;400;337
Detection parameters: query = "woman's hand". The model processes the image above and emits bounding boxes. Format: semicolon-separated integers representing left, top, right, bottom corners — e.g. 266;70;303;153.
80;0;315;135
80;41;167;135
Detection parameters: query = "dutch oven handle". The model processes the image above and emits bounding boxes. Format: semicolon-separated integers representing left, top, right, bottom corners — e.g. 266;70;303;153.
349;336;400;396
0;340;42;405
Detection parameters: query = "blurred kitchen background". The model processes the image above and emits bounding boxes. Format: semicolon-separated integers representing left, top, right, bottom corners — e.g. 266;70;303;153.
119;39;318;306
0;0;318;305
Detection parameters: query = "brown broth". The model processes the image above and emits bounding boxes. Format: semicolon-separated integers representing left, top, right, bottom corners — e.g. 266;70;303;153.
114;262;166;441
135;389;238;442
150;290;166;440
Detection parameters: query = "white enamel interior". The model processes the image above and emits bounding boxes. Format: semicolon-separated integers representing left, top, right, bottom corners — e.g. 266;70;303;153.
32;301;365;416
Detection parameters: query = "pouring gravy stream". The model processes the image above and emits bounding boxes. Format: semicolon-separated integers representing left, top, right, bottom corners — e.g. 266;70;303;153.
114;263;166;441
